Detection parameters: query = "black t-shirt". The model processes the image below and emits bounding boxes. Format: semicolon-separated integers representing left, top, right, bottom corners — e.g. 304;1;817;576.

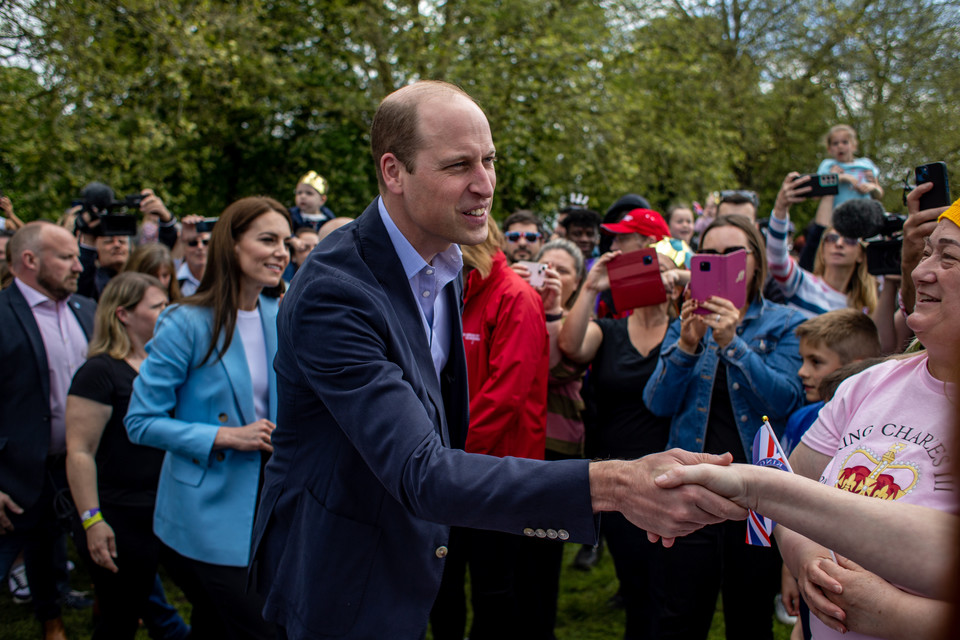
590;318;672;460
68;354;165;508
704;362;748;463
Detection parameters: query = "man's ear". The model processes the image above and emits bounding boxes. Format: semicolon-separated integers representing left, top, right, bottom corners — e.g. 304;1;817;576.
381;153;405;195
21;249;39;272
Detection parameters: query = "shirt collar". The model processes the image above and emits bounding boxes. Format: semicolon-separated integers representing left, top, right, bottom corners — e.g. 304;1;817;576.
14;277;65;308
377;197;462;282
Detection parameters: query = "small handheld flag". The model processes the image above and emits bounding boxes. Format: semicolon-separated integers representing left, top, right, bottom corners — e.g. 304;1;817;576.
747;416;793;546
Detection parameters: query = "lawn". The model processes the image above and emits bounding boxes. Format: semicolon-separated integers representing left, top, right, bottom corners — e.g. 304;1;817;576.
0;541;793;639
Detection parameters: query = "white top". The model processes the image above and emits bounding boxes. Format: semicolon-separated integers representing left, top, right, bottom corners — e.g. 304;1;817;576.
237;308;269;422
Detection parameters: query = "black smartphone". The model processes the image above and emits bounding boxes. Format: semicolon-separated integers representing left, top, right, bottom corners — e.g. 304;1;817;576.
915;162;950;210
195;217;219;233
799;173;839;198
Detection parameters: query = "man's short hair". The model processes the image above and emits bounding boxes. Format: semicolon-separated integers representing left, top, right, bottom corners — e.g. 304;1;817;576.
502;210;545;237
559;208;601;231
7;220;56;268
370;81;475;189
295;227;320;239
818;356;885;402
795;308;881;364
717;190;759;218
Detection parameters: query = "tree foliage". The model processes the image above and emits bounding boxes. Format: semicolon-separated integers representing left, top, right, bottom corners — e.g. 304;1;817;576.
0;0;958;228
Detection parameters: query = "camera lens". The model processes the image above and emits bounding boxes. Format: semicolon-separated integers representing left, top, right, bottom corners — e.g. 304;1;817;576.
918;167;928;180
643;255;653;265
699;262;711;272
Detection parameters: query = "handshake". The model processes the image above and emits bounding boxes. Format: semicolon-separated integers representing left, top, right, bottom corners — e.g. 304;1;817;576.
592;449;750;546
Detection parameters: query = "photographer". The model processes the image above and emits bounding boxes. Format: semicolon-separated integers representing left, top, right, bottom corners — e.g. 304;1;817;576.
76;183;177;301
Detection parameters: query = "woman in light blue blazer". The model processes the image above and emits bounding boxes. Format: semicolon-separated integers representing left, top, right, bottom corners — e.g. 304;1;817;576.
126;196;292;640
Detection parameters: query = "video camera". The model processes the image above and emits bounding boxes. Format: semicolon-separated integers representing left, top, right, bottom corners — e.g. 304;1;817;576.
831;199;906;276
74;182;143;237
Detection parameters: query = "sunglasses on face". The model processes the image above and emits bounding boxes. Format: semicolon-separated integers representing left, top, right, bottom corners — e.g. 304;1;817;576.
823;233;860;247
698;246;752;256
504;231;542;243
187;238;210;248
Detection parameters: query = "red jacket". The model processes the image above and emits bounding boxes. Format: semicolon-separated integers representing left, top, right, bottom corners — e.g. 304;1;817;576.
462;250;548;459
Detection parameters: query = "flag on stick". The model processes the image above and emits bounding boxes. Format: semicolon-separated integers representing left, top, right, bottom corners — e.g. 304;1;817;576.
747;416;793;546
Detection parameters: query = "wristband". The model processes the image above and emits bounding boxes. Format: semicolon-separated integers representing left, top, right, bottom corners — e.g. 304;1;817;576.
545;312;564;322
82;511;104;530
80;507;99;522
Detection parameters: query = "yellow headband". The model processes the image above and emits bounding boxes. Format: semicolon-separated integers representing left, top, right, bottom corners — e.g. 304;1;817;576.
297;171;328;196
937;197;960;228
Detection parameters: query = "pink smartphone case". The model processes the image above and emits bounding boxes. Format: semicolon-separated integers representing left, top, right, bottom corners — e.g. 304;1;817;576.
690;250;747;313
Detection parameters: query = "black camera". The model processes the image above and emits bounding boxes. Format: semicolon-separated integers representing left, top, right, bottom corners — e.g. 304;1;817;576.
832;199;906;276
74;182;140;237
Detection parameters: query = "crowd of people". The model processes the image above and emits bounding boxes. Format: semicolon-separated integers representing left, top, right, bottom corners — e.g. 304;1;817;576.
0;81;956;640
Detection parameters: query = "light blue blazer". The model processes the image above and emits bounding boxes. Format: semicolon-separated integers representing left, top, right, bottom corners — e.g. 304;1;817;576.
125;296;279;567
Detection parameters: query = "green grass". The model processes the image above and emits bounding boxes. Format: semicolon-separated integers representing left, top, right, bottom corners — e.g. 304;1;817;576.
0;540;792;639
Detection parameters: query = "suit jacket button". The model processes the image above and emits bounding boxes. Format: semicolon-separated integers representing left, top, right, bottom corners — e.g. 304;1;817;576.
557;530;570;540
546;529;558;539
523;528;535;537
218;413;228;423
435;546;448;559
216;452;225;462
535;528;546;538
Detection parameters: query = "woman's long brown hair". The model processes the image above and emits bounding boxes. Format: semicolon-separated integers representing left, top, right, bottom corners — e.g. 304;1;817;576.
184;196;291;365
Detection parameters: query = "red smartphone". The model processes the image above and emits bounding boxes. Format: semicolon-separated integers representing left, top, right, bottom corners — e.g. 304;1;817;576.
690;249;747;314
607;248;667;311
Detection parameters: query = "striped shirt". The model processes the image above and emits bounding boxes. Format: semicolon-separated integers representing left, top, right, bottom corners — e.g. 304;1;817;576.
766;214;847;317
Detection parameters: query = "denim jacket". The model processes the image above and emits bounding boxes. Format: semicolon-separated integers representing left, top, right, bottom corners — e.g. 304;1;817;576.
642;297;806;458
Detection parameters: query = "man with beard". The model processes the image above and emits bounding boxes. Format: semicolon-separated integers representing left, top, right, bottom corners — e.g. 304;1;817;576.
501;210;545;265
0;222;95;640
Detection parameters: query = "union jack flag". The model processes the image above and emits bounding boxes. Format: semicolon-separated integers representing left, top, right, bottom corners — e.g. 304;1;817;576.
747;417;793;546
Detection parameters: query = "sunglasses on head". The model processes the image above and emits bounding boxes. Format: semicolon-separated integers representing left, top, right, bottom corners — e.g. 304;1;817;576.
504;231;542;243
718;189;760;209
823;233;860;247
698;246;752;256
187;238;210;248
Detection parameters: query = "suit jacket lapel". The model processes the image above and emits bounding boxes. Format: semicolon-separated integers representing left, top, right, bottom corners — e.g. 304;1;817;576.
217;323;257;426
260;297;280;423
356;203;448;444
7;284;51;404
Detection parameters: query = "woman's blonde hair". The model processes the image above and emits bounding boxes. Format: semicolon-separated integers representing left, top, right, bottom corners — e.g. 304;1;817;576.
461;216;504;278
88;272;165;360
813;231;878;313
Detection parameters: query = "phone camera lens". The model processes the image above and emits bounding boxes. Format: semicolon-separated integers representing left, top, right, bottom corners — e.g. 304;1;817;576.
699;262;711;272
643;255;653;265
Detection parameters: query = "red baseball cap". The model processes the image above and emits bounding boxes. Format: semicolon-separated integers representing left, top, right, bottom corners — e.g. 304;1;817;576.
600;208;671;240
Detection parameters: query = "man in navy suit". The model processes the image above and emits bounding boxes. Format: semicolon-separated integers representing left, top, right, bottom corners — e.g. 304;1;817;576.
0;222;96;640
251;81;745;640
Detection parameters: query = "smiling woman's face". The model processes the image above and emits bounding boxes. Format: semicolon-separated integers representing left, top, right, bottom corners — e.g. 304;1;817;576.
234;210;291;291
907;220;960;358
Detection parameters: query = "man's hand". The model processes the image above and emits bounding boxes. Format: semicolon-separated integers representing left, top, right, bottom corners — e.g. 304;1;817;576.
86;520;119;573
180;214;206;228
0;490;24;533
591;450;746;547
139;188;173;223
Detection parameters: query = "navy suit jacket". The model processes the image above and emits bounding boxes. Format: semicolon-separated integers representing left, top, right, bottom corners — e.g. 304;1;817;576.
251;201;597;639
0;283;95;516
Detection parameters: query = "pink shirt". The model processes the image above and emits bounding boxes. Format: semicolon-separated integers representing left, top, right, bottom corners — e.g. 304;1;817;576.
14;279;89;455
801;353;955;640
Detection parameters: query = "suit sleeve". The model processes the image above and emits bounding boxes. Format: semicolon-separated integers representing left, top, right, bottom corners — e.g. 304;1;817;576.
465;287;547;456
285;272;596;539
124;306;219;463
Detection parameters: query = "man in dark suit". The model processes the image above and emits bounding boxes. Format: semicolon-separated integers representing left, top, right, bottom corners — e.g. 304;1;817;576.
251;81;745;640
0;221;96;640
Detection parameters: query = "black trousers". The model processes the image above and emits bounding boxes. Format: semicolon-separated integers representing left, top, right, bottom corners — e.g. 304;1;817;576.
651;519;780;640
160;546;276;640
431;526;526;640
603;512;659;639
87;503;172;639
